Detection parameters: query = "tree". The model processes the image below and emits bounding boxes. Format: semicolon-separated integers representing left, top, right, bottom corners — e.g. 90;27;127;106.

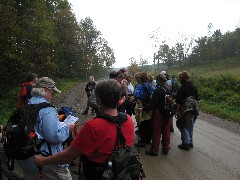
127;57;140;76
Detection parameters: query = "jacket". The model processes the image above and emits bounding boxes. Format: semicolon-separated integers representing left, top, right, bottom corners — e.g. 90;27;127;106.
16;96;70;172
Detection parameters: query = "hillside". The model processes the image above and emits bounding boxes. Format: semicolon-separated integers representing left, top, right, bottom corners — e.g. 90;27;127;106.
168;57;240;122
169;58;240;77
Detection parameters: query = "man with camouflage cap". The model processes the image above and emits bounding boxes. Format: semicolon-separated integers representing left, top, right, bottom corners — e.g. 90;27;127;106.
16;77;74;180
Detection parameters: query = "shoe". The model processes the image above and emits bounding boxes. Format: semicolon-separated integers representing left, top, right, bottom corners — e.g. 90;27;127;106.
189;143;193;148
178;143;190;151
134;142;146;147
162;147;170;155
145;149;158;156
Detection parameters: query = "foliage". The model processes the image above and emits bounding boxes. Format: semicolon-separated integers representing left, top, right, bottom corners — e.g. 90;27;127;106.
0;0;115;91
151;27;240;71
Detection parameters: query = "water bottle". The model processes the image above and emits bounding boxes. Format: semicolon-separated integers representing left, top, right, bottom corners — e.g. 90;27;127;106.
102;161;113;179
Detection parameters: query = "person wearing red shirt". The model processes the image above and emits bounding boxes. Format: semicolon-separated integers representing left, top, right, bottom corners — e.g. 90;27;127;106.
18;73;38;109
34;79;134;179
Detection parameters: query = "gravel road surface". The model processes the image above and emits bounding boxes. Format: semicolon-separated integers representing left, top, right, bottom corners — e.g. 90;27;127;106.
1;82;240;180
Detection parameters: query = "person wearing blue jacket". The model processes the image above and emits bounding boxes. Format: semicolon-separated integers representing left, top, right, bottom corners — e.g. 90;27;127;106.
16;77;74;180
134;72;155;147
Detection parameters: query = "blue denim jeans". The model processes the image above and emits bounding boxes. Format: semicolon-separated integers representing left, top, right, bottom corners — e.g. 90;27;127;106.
180;117;194;145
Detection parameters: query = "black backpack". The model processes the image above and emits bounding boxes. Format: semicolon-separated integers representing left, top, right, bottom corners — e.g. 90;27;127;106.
159;86;175;118
101;113;145;180
141;83;152;108
3;102;52;160
80;113;145;180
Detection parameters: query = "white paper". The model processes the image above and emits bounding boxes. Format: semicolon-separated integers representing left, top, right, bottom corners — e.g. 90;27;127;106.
63;115;79;125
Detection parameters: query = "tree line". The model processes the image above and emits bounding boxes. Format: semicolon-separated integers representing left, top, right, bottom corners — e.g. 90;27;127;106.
155;27;240;69
127;25;240;75
0;0;115;90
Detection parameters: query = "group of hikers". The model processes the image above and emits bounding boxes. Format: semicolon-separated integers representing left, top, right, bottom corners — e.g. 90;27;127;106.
1;69;199;180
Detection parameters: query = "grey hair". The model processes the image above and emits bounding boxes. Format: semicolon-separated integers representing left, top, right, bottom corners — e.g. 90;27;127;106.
95;79;121;109
31;88;46;97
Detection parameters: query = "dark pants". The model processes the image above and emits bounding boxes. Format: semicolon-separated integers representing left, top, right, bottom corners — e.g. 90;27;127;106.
139;119;151;143
125;99;136;116
150;109;170;153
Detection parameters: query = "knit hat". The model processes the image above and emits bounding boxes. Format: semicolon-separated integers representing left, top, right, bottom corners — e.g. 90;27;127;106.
34;77;61;93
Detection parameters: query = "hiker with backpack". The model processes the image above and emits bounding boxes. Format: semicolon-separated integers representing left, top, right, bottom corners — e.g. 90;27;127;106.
9;77;75;179
82;75;96;115
18;73;38;109
175;71;199;151
143;74;173;156
34;79;144;180
134;72;154;148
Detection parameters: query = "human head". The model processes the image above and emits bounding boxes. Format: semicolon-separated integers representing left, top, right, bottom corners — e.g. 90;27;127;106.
88;75;94;81
147;73;154;82
134;72;141;84
116;72;124;82
109;70;118;79
140;72;148;83
160;71;166;75
178;71;191;83
95;79;121;109
32;77;61;101
126;74;132;83
27;73;38;82
156;74;167;85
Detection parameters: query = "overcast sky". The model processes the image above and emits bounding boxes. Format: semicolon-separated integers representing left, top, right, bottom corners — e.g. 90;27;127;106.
68;0;240;68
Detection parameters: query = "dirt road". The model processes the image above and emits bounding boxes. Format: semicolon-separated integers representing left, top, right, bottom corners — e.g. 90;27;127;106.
1;82;240;179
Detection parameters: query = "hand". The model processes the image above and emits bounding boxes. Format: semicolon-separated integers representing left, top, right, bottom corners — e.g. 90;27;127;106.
34;154;45;166
67;124;75;132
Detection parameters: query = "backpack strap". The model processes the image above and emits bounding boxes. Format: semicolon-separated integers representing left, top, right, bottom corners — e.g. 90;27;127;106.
98;113;128;151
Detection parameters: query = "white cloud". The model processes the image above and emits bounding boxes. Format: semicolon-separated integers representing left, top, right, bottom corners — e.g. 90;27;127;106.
69;0;240;68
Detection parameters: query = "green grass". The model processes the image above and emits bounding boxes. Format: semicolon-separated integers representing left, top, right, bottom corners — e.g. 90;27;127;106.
168;57;240;122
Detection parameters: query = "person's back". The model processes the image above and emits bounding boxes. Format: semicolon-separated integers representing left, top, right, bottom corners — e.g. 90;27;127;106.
18;73;38;109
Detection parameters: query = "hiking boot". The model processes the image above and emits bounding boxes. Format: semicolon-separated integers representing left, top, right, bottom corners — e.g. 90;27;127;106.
189;143;193;148
134;141;146;148
162;147;170;155
178;143;190;151
145;149;158;156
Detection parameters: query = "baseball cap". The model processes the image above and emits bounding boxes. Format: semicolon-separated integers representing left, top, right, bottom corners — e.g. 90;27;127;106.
34;77;61;93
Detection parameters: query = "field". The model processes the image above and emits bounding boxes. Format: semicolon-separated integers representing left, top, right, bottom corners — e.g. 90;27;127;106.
169;58;240;122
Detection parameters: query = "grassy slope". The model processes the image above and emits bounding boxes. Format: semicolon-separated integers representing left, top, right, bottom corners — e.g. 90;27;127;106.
169;58;240;122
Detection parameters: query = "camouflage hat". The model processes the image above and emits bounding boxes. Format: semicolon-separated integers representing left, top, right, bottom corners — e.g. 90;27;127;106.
34;77;61;93
156;74;167;83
